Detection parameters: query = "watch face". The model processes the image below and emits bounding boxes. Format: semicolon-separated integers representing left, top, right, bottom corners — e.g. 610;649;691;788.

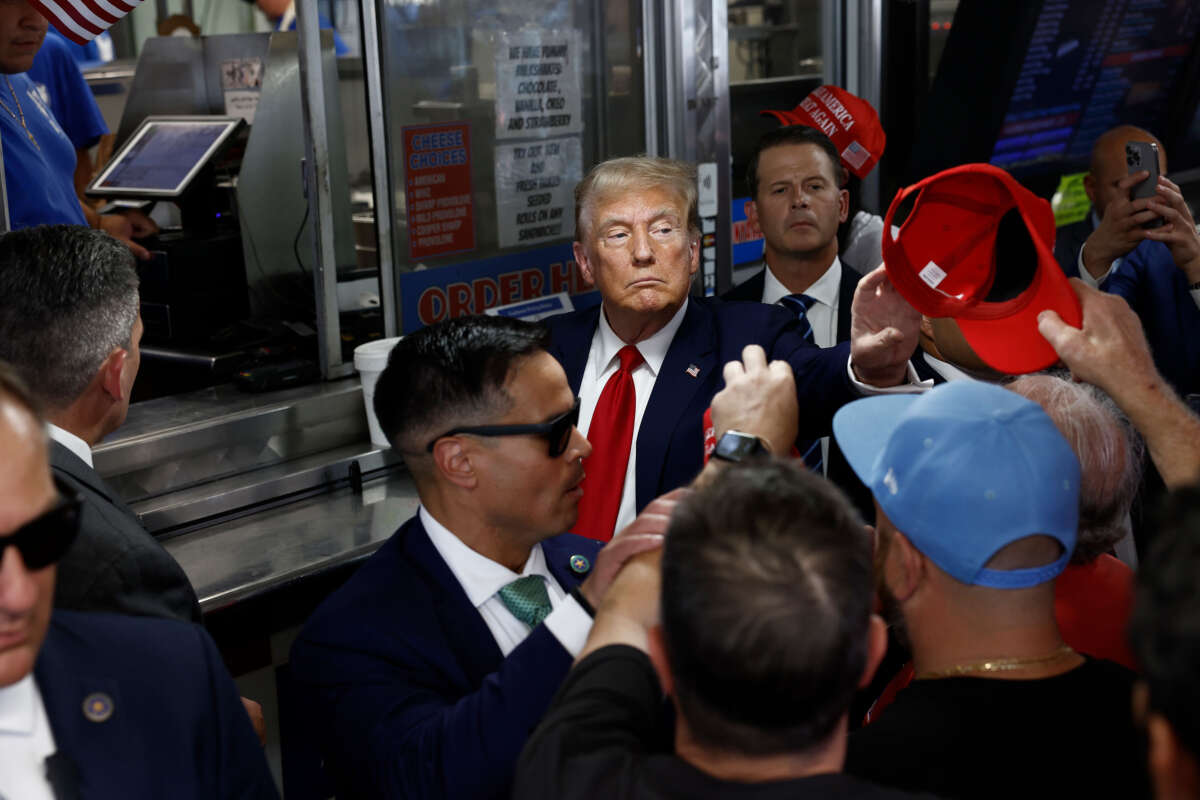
714;431;766;462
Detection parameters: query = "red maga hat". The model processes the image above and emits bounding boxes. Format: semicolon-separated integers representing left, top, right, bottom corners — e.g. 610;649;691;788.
881;163;1082;375
761;85;886;179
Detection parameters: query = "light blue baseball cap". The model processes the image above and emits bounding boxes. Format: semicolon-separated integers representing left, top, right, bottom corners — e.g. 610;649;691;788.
833;381;1080;589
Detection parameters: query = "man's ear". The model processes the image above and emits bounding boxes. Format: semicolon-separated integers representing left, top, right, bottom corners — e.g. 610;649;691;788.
858;614;889;689
573;241;596;288
646;624;675;697
1083;174;1097;207
99;348;129;402
838;187;850;224
687;233;700;278
888;532;926;604
430;438;478;490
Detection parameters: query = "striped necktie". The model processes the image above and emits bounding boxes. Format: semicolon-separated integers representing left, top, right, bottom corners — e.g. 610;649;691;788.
778;293;823;474
779;293;818;345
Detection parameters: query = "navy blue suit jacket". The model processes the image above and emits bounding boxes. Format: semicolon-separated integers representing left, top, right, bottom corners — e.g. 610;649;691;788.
722;265;875;518
34;611;277;799
721;263;856;346
1103;240;1200;396
289;517;603;800
545;296;854;514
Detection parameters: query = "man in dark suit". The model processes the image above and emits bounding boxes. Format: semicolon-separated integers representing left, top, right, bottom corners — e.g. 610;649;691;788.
547;156;922;540
0;225;200;624
1051;126;1200;397
515;357;922;798
723;125;880;516
0;362;277;799
290;315;665;799
1052;125;1164;279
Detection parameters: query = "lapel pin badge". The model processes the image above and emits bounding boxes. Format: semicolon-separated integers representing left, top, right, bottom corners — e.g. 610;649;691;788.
82;692;114;723
685;364;700;378
569;554;591;574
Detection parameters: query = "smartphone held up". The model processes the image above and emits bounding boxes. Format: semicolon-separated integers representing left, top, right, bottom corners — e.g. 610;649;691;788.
1126;140;1164;229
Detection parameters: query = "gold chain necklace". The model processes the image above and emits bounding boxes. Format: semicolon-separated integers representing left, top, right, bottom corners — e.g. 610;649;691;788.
916;644;1078;680
0;76;40;151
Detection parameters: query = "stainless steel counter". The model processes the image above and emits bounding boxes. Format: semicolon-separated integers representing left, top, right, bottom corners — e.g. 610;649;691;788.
94;376;416;612
164;468;420;611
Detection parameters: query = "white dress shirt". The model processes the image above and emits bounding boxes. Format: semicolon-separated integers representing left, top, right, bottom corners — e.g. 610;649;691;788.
761;256;843;349
0;674;57;800
46;423;93;467
419;506;592;658
1075;211;1118;289
577;300;690;536
920;351;977;383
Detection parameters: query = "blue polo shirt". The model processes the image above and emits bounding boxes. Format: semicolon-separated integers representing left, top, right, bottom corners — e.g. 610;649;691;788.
279;13;350;55
27;32;109;150
1;72;86;229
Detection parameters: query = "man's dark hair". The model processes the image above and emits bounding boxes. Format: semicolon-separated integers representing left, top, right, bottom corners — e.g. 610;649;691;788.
0;225;139;412
660;459;872;756
0;359;41;420
1130;486;1200;760
745;125;848;199
373;314;551;455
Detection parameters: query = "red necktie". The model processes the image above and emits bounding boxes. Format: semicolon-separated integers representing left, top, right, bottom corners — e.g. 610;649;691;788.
575;345;644;542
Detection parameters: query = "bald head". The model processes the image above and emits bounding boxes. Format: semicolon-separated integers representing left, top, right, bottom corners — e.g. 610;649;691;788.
1086;125;1167;218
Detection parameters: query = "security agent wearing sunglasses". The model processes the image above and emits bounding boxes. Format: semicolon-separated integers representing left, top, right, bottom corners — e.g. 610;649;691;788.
0;364;278;800
290;314;665;800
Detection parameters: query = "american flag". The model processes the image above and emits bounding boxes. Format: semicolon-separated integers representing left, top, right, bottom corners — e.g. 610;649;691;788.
29;0;144;46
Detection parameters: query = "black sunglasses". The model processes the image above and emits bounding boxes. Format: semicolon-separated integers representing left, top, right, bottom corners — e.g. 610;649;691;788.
425;397;582;457
1;477;83;570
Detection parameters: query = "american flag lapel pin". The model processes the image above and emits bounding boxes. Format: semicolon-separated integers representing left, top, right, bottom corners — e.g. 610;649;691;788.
685;364;700;378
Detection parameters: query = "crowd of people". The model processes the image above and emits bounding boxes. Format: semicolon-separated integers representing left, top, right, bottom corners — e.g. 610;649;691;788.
2;2;1200;794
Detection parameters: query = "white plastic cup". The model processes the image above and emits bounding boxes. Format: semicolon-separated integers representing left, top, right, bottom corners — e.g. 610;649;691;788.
353;336;403;449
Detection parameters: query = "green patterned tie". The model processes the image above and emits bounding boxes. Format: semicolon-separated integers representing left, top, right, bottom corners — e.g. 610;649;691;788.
498;575;553;628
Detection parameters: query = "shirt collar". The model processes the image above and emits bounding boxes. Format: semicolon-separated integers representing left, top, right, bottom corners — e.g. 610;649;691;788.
419;506;550;608
0;674;36;736
46;424;93;468
921;351;981;383
594;298;689;380
762;257;842;307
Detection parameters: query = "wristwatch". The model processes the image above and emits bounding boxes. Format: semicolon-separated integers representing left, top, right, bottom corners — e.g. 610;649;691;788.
712;430;770;463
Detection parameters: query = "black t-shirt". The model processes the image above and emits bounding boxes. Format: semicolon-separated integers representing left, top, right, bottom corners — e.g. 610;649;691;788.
844;658;1150;799
515;644;940;800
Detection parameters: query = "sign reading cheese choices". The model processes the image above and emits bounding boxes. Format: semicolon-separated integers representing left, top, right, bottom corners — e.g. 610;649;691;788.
495;29;583;140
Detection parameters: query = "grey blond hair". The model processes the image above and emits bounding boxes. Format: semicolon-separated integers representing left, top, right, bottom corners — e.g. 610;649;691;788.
574;156;701;241
0;226;139;412
1007;373;1144;564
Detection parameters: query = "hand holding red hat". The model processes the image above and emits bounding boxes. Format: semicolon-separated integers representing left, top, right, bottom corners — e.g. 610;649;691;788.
1038;279;1200;489
1036;279;1156;400
849;264;922;387
881;163;1081;374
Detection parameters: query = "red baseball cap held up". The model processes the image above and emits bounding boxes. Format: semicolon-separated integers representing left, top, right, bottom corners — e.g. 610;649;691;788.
761;85;886;180
882;163;1082;375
